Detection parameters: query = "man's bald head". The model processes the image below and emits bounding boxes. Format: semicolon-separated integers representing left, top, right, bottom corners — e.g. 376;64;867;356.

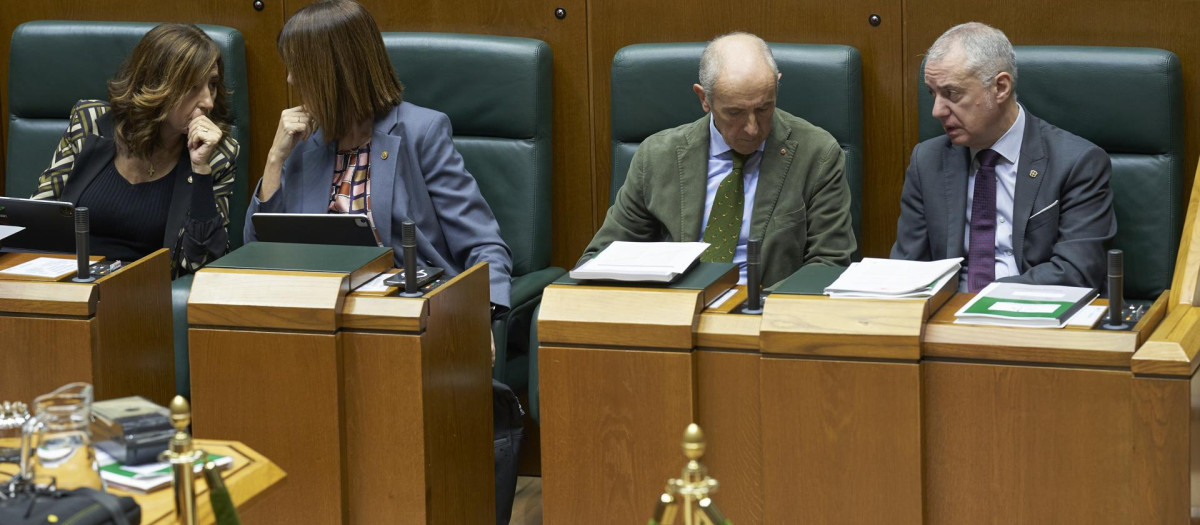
693;32;781;155
698;32;779;100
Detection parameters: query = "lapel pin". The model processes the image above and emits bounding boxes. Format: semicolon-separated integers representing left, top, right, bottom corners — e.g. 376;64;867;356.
381;151;389;160
779;148;787;155
1029;169;1038;178
187;176;193;184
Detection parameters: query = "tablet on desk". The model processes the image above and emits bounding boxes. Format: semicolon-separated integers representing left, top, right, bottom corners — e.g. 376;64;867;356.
252;213;381;247
0;197;75;253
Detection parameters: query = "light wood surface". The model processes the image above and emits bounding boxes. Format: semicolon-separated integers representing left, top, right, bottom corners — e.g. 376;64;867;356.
539;345;695;525
923;293;1163;367
922;361;1133;524
1133;303;1200;376
190;329;342;525
1171;160;1200;308
92;248;174;405
695;349;762;525
759;275;952;360
190;263;494;525
538;285;704;349
696;286;762;350
0;439;286;525
188;269;349;331
340;293;426;331
1129;375;1191;524
0;249;172;405
761;357;922;524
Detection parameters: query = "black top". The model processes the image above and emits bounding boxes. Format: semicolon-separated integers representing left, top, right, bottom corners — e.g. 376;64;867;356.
76;161;177;262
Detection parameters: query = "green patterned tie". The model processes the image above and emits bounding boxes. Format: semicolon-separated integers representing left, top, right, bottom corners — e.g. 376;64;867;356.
701;151;750;262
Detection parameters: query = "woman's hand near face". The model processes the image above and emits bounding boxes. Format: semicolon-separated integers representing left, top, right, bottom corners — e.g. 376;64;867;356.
259;106;312;201
187;114;223;174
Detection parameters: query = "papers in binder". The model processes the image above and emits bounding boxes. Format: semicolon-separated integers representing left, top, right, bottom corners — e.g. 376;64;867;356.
569;241;709;283
824;257;961;298
954;282;1097;328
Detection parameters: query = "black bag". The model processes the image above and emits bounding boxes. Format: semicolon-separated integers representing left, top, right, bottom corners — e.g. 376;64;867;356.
0;486;141;525
492;379;524;525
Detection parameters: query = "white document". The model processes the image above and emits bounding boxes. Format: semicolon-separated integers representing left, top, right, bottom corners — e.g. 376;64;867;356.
1065;304;1106;328
354;271;395;292
0;225;24;241
569;241;709;282
953;282;1097;328
825;257;962;298
0;257;77;278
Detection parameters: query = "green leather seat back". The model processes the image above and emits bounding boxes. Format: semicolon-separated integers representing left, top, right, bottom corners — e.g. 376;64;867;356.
382;33;553;278
918;47;1184;300
7;21;252;247
610;43;864;250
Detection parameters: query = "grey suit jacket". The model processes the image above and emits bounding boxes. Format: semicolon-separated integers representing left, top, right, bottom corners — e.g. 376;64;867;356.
245;101;513;307
582;109;856;287
891;110;1116;290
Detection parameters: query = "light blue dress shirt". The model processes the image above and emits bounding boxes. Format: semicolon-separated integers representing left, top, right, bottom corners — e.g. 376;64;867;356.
962;104;1025;290
701;116;766;284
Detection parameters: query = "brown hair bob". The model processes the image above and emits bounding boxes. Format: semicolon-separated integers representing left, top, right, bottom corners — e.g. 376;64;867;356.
278;0;404;142
107;23;231;159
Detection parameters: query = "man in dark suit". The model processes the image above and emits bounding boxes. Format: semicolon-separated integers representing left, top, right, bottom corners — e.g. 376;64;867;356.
582;32;856;286
891;22;1116;291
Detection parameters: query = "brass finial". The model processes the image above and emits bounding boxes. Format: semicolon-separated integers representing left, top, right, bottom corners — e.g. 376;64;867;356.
651;424;729;525
160;396;203;525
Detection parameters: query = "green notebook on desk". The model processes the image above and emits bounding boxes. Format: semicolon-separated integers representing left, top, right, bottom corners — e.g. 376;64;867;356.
208;242;394;289
772;264;848;295
210;242;391;273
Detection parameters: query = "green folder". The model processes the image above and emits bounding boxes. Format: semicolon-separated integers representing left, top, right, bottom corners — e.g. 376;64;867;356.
208;242;392;274
771;264;848;295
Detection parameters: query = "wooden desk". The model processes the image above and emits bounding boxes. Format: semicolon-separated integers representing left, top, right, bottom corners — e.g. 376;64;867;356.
0;250;173;405
537;267;736;525
0;439;285;525
188;258;494;525
756;281;952;524
921;292;1172;524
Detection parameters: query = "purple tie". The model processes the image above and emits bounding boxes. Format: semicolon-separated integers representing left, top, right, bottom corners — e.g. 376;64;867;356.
968;149;1002;293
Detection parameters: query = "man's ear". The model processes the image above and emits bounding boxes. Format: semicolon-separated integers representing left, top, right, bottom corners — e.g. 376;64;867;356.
993;72;1015;104
693;83;711;113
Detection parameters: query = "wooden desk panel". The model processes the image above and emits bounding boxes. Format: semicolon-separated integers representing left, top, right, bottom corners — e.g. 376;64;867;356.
922;361;1132;524
761;357;922;524
695;348;762;525
539;345;694;525
0;316;94;401
190;329;342;525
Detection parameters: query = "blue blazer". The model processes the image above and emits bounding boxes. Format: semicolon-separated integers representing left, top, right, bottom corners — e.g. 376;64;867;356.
245;102;513;307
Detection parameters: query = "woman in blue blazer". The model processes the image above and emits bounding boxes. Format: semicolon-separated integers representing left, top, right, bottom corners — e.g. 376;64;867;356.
245;0;513;310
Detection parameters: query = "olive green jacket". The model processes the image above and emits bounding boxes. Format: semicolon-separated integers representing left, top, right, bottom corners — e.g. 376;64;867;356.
581;109;855;286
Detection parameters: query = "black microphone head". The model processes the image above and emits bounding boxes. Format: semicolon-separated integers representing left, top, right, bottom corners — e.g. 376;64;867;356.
74;207;89;233
1107;249;1123;277
747;238;761;265
401;220;416;248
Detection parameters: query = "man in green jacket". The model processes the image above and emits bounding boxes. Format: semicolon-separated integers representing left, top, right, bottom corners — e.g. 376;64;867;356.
581;32;856;286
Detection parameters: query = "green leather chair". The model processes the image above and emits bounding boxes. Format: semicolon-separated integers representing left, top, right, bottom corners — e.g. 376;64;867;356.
7;21;251;397
918;47;1184;302
529;42;866;421
381;33;561;392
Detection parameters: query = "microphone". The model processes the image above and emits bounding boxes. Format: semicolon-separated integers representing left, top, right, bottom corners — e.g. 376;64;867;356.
743;238;763;314
1101;249;1129;330
399;220;423;297
71;207;94;283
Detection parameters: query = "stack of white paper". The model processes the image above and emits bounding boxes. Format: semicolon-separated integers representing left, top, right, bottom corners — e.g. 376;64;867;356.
569;241;709;282
824;257;962;298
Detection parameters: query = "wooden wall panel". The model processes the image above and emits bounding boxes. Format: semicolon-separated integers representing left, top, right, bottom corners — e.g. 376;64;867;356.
903;1;1200;212
0;0;289;203
338;0;594;268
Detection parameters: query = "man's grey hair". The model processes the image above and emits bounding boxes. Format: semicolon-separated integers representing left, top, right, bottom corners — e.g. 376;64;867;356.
698;31;779;97
926;22;1017;89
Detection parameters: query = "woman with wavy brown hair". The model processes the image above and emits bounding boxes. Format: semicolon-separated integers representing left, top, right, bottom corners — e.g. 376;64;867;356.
34;23;239;276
